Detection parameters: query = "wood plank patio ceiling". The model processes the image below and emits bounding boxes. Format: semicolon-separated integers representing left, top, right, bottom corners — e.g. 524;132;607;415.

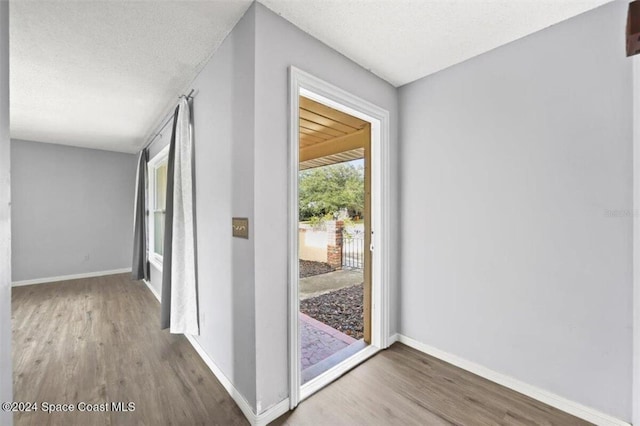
299;96;368;170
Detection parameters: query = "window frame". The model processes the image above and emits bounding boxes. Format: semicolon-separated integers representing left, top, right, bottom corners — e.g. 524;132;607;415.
148;145;170;271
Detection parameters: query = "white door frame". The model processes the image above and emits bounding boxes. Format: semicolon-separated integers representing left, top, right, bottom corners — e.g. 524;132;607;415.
288;67;391;409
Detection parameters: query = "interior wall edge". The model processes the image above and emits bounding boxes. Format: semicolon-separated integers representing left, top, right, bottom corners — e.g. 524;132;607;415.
0;1;12;425
631;54;640;426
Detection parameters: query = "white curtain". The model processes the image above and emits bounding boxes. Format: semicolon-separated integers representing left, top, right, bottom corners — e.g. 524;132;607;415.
167;97;199;335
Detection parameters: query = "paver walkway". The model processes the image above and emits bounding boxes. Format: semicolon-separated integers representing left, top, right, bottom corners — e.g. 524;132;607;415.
300;312;356;370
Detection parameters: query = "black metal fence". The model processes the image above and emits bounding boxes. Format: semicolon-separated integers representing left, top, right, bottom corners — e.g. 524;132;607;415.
342;229;364;270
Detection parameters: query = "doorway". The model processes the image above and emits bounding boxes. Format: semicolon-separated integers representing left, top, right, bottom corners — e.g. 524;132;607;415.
288;67;391;408
297;96;371;385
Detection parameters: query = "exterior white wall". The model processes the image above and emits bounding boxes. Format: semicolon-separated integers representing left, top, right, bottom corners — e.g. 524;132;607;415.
10;140;137;282
252;3;399;412
299;228;329;263
399;2;632;421
0;1;12;424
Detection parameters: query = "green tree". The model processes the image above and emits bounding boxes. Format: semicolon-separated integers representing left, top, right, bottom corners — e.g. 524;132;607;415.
299;163;364;220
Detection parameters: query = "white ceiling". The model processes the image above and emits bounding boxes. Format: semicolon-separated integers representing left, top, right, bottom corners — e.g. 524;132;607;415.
10;0;252;153
261;0;614;87
10;0;613;153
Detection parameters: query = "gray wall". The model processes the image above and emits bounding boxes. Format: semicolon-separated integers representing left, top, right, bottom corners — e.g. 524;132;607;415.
633;55;640;426
11;140;137;282
399;2;632;421
147;6;258;408
252;3;399;412
146;3;399;413
0;2;12;425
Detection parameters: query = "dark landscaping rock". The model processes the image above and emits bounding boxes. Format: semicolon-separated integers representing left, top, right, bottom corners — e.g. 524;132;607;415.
299;260;335;278
300;283;364;340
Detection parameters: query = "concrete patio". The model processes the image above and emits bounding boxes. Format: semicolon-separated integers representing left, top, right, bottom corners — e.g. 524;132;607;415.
299;269;363;300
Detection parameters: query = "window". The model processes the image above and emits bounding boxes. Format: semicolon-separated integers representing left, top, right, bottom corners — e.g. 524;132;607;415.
154;162;167;256
148;146;169;269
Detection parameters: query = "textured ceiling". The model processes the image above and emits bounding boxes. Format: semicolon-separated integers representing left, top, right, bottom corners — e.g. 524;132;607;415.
261;0;614;87
10;0;252;153
10;0;614;153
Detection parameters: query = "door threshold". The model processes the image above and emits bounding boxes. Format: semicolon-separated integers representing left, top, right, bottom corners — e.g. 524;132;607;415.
300;344;381;402
302;339;366;384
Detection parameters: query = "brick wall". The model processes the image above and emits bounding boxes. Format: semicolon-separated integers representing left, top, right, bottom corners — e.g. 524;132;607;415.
325;220;344;269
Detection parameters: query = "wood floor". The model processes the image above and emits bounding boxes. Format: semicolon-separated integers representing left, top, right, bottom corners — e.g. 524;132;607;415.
12;273;247;426
13;273;590;426
274;345;590;426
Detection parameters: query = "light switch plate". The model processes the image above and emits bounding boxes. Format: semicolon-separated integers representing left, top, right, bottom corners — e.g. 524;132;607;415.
232;217;249;239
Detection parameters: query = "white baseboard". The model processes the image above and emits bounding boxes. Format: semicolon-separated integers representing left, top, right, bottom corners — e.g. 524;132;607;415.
12;268;132;287
395;334;630;426
143;281;259;421
184;333;289;425
255;398;290;426
142;280;289;426
183;334;258;424
142;279;161;302
388;333;399;345
143;280;257;421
